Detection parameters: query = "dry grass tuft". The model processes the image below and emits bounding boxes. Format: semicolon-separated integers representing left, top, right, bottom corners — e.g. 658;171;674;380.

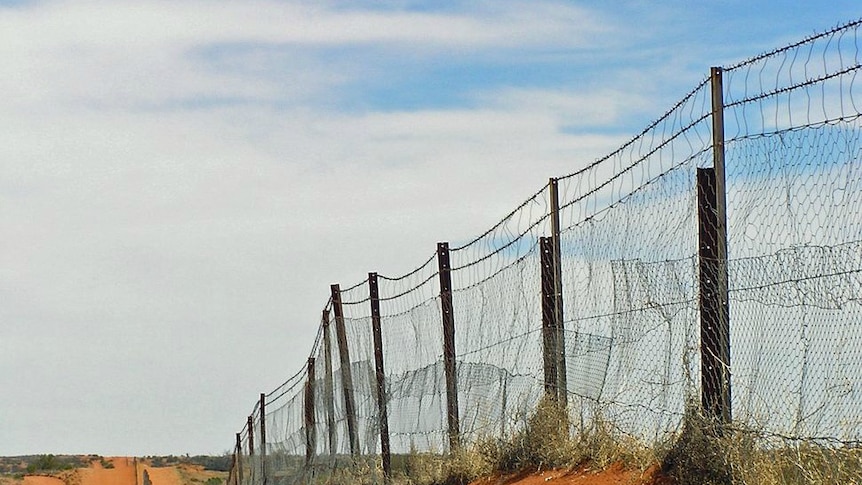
398;446;492;485
659;406;862;485
660;408;732;485
471;397;654;476
727;436;862;485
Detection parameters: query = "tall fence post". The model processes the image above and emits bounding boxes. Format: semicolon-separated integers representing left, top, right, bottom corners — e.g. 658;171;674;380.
247;416;255;456
259;393;267;485
698;168;732;428
235;433;244;485
322;309;337;457
698;66;731;428
368;272;392;482
305;357;316;468
540;237;559;399
331;283;360;457
549;178;568;405
437;242;461;452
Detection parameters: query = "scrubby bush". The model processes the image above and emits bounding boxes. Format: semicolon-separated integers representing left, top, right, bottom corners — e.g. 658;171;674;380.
660;406;732;485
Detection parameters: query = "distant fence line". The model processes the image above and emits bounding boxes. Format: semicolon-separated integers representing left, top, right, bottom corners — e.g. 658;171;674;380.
226;19;862;485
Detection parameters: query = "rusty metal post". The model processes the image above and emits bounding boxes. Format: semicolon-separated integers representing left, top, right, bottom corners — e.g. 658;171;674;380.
540;237;558;399
368;273;392;481
437;242;460;451
322;309;337;456
259;393;267;485
331;283;360;457
305;357;316;468
697;167;731;427
548;178;568;405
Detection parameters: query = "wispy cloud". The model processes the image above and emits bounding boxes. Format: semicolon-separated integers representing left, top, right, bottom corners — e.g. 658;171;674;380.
0;0;612;111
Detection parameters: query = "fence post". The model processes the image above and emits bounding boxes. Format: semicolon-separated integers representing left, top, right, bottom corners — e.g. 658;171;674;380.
549;178;568;405
228;449;236;485
437;242;461;452
305;357;316;468
699;66;731;428
368;272;392;482
540;237;559;399
235;433;244;485
322;309;337;457
247;416;255;456
331;283;360;457
697;167;731;428
259;393;267;485
500;372;508;438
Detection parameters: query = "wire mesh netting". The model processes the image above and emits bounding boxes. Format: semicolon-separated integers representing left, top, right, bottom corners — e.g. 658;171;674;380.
228;19;862;485
722;21;862;448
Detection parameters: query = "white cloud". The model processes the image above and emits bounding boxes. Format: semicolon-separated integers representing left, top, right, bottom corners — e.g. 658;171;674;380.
0;0;616;117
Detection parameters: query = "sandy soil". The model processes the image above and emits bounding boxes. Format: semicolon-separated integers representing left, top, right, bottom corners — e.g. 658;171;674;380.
16;457;214;485
469;463;670;485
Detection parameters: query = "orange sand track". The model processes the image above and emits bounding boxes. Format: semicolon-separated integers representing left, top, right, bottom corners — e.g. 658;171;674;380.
36;458;184;485
77;458;136;485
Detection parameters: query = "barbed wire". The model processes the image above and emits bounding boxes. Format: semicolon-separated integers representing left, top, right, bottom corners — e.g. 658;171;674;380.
725;19;862;72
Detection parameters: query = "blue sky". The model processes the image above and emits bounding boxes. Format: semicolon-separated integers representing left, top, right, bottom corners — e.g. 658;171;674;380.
0;0;860;456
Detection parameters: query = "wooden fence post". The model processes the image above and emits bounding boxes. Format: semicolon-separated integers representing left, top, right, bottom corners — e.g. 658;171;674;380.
247;416;255;456
305;357;316;468
368;272;392;482
540;237;559;399
437;242;461;452
259;393;267;485
331;284;360;457
322;309;337;457
697;167;731;428
235;433;244;485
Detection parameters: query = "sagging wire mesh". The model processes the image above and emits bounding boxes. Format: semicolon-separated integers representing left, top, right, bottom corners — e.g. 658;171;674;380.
263;366;309;484
331;277;379;457
229;18;862;485
377;254;447;453
554;75;713;443
449;186;550;444
720;19;862;477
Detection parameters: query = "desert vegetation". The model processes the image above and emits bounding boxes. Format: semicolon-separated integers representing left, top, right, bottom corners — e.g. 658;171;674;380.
291;399;862;485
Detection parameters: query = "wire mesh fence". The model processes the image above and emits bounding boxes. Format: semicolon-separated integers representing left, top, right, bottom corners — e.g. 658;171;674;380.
227;19;862;485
